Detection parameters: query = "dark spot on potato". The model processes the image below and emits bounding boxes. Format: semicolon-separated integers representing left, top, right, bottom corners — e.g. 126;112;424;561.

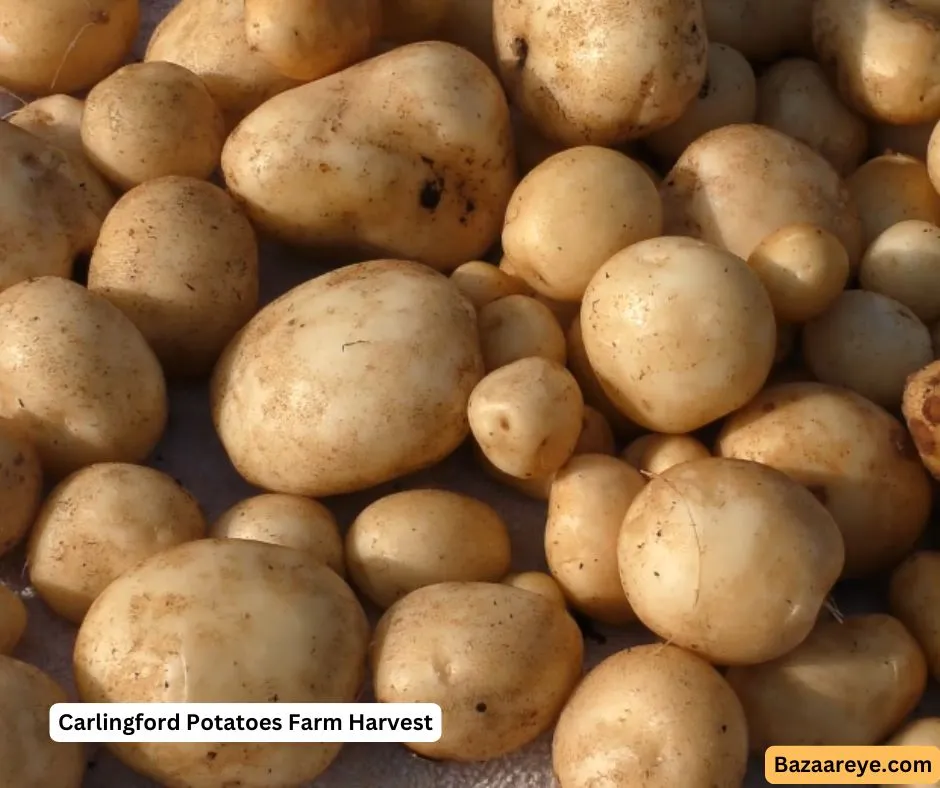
206;751;218;761
761;401;776;414
908;418;936;456
419;179;442;210
922;395;940;424
697;75;711;99
475;702;487;713
511;37;528;69
807;485;828;505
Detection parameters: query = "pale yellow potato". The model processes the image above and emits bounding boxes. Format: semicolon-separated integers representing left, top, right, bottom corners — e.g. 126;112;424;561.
702;0;814;61
8;94;86;153
211;493;344;576
553;644;748;788
882;718;940;787
725;614;928;748
450;261;530;309
904;360;940;479
468;357;584;480
0;585;26;654
661;124;864;266
645;43;757;163
244;0;381;81
494;0;707;146
0;277;167;479
222;42;515;272
81;62;225;191
717;382;933;578
581;236;776;434
891;552;940;682
621;433;710;475
0;656;85;787
546;454;645;626
478;295;566;371
212;260;484;497
502;572;566;608
371;581;584;760
0;423;42;558
381;0;450;41
747;223;851;322
0;0;138;95
871;120;934;160
87;176;259;378
75;538;370;786
438;0;497;72
501;146;662;302
802;289;932;409
619;457;845;665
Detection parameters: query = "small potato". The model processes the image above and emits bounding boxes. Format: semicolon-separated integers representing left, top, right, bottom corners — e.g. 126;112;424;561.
619;457;845;665
87;176;259;378
890;552;940;681
725;614;928;748
883;718;940;788
81;62;225;191
468;357;584;480
211;494;343;576
502;572;566;608
501;146;663;302
371;581;584;760
0;656;85;787
478;295;566;371
802;289;932;409
702;0;814;61
621;433;710;476
746;223;851;322
904;360;940;478
450;261;530;309
0;423;42;558
871;120;934;160
0;585;26;654
552;644;748;788
345;490;511;609
545;454;645;625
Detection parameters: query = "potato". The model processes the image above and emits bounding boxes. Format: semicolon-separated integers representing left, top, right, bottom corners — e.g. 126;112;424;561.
211;493;344;576
871;120;934;160
501;146;662;302
883;718;940;787
621;433;710;475
74;538;370;786
645;43;757;164
8;94;86;154
546;454;645;626
27;463;206;624
87;176;259;378
925;121;940;200
746;224;851;322
0;585;26;654
0;0;138;95
756;58;868;176
619;457;845;665
717;381;933;578
725;614;928;748
222;42;515;272
702;0;814;61
0;656;85;787
212;260;483;497
661;124;863;266
81;62;225;191
381;0;450;42
580;236;776;433
493;0;708;146
890;551;940;681
371;581;584;760
0;422;42;558
478;295;566;371
502;572;566;608
468;357;584;480
0;277;167;479
450;261;530;309
244;0;381;82
552;644;748;788
802;289;932;409
904;360;940;478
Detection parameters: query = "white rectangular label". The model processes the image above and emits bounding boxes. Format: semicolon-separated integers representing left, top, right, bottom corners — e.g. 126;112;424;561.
49;703;443;743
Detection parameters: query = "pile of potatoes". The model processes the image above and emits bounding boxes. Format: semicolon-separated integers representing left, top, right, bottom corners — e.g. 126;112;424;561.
8;0;940;786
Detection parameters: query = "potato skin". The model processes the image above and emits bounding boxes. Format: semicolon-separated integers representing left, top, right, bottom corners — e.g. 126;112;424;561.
0;423;42;558
890;551;940;681
861;220;940;323
903;360;940;480
0;585;26;654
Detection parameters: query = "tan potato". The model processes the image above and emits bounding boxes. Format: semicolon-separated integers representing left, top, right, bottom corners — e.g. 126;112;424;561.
0;422;42;558
890;551;940;681
222;41;515;272
725;614;928;748
581;236;776;434
450;261;530;309
0;0;138;95
882;718;940;788
212;260;484;497
211;493;344;576
478;295;566;371
553;644;748;788
494;0;707;146
546;454;645;626
87;176;259;378
74;538;370;786
661;124;863;266
702;0;814;61
717;381;933;578
802;289;932;409
0;277;167;479
0;585;26;654
501;146;662;302
871;120;934;160
381;0;450;41
502;572;566;608
438;0;497;72
904;360;940;478
371;581;584;760
621;433;710;475
8;94;86;154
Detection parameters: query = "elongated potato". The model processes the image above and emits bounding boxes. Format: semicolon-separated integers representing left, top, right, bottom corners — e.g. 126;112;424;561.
890;551;940;681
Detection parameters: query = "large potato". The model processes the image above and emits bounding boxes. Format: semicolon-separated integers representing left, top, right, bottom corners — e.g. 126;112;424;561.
211;260;483;496
371;581;584;760
717;382;933;577
702;0;814;61
580;236;776;434
0;422;42;558
74;538;370;787
493;0;707;146
222;41;516;272
0;585;26;654
890;551;940;681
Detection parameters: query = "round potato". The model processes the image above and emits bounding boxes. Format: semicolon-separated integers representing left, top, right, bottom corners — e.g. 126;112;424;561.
883;717;940;788
619;457;845;665
725;614;928;748
27;463;206;624
702;0;814;61
371;581;584;761
621;432;711;476
478;295;566;371
502;572;566;608
871;120;934;160
450;261;530;309
890;551;940;681
552;644;748;788
74;538;370;787
0;422;42;558
212;260;483;497
903;360;940;479
581;236;776;434
0;585;26;655
717;381;933;578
